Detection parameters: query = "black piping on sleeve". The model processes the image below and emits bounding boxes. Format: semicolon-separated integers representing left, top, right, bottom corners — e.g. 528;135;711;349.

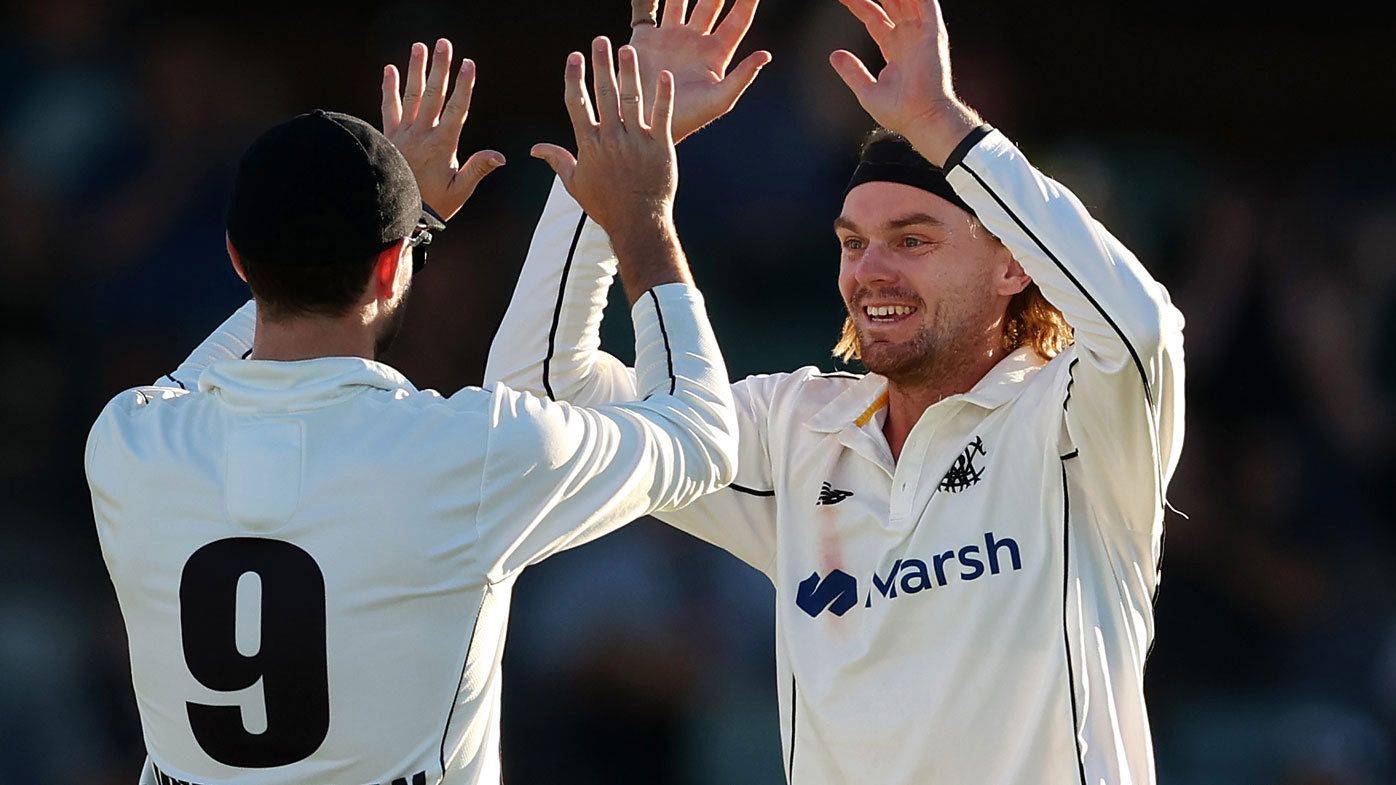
730;483;775;497
163;374;187;391
955;162;1155;407
645;289;677;396
542;212;590;401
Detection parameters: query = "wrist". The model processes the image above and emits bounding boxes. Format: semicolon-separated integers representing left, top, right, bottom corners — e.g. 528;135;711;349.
902;98;983;168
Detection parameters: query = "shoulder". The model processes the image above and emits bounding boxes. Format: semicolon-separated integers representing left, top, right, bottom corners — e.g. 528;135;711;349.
733;366;867;417
86;384;195;479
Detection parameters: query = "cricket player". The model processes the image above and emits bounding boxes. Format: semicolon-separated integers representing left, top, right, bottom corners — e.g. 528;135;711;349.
87;42;738;785
487;0;1186;782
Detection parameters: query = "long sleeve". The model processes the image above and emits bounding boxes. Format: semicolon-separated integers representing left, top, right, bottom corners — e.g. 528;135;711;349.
473;284;741;582
484;177;638;404
945;127;1185;528
483;178;780;576
156;300;256;390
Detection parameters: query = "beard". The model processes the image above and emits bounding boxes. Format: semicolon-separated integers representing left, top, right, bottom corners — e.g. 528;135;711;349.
373;284;412;360
847;288;996;389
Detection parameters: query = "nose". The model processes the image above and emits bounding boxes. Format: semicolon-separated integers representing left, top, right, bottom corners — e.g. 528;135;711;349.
852;243;898;288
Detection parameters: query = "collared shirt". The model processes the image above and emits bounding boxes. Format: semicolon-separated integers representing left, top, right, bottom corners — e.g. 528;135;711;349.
485;126;1185;785
86;285;738;785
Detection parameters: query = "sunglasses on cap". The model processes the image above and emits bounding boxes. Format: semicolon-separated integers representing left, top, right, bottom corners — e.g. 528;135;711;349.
407;205;447;275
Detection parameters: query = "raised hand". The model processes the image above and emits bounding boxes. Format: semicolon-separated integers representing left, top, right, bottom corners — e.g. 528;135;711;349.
382;39;505;221
628;0;771;142
828;0;980;165
531;37;678;239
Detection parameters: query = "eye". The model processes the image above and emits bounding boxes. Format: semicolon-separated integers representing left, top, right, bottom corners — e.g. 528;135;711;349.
842;237;866;251
901;236;925;248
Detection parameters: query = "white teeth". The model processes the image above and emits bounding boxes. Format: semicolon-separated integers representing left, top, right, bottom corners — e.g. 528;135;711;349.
864;305;914;317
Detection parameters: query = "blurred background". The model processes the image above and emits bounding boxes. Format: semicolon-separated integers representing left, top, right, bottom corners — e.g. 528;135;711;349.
3;0;1395;782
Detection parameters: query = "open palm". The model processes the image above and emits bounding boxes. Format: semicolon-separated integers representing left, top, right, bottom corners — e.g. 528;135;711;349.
628;0;771;142
829;0;959;140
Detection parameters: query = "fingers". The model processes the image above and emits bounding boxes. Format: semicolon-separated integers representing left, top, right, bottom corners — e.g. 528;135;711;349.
651;69;675;143
617;46;646;129
441;58;475;136
836;0;894;47
718;49;771;109
829;49;877;101
631;0;660;26
713;0;760;52
688;0;724;32
591;37;622;125
382;65;403;135
884;0;923;22
562;51;599;138
401;42;428;126
450;149;507;202
660;0;689;27
419;38;453;125
530;143;579;184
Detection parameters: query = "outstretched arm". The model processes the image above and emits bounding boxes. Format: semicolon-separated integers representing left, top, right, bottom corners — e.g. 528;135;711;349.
474;41;741;578
832;0;1184;524
485;0;771;403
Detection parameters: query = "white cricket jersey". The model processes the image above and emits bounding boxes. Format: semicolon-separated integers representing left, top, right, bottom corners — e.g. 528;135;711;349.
485;127;1185;785
86;284;738;785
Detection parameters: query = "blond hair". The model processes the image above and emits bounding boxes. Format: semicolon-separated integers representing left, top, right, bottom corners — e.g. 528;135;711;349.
833;282;1074;364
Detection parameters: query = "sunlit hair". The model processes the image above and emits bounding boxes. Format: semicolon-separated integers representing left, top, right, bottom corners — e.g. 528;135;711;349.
833;220;1074;363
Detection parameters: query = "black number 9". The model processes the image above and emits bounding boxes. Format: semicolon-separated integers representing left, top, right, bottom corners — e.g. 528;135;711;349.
180;537;329;767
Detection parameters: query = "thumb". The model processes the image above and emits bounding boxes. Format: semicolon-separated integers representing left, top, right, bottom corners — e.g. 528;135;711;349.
719;50;773;110
449;149;507;204
829;50;877;101
529;143;578;183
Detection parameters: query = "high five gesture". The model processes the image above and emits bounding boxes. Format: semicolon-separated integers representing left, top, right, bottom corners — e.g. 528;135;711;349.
382;39;506;221
532;38;693;302
829;0;982;165
628;0;771;142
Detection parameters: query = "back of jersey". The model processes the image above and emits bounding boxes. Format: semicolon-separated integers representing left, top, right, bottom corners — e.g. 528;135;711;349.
87;363;496;785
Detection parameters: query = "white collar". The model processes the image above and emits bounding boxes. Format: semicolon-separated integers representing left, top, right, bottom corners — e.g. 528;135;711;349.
199;356;415;410
805;347;1047;434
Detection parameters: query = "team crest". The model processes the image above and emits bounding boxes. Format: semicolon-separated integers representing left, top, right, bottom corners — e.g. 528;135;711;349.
938;436;987;493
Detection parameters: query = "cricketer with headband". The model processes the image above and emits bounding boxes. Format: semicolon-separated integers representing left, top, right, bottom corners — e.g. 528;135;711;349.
488;0;1185;782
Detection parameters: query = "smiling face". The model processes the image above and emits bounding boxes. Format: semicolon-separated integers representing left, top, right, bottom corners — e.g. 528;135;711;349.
835;182;1028;386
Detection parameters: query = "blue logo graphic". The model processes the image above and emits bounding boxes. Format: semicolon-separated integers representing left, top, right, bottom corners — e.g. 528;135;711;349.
796;569;859;618
794;532;1025;618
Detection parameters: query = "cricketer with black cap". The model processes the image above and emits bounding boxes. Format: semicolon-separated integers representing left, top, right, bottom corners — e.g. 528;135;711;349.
486;0;1186;782
86;39;741;784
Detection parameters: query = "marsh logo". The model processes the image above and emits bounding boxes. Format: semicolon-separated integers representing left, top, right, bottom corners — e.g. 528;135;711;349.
795;569;858;617
794;532;1023;618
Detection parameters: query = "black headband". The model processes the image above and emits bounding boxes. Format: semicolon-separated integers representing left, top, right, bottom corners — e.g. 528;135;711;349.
843;132;975;217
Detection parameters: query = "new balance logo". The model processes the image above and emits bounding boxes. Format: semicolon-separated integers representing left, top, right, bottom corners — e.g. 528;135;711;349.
816;482;854;506
796;569;858;617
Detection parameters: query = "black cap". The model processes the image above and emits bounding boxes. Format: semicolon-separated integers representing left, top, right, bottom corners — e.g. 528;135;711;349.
843;129;975;217
226;110;428;267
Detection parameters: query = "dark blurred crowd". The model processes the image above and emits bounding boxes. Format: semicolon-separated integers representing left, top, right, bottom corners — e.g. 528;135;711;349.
2;1;1394;783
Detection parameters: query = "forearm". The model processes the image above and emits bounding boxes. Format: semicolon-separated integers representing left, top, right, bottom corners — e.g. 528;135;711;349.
482;178;638;403
611;213;694;305
944;129;1180;390
158;300;255;388
902;99;983;168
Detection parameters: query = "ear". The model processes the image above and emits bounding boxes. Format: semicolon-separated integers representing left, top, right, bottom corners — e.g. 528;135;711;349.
226;234;248;283
995;246;1031;298
371;240;408;301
